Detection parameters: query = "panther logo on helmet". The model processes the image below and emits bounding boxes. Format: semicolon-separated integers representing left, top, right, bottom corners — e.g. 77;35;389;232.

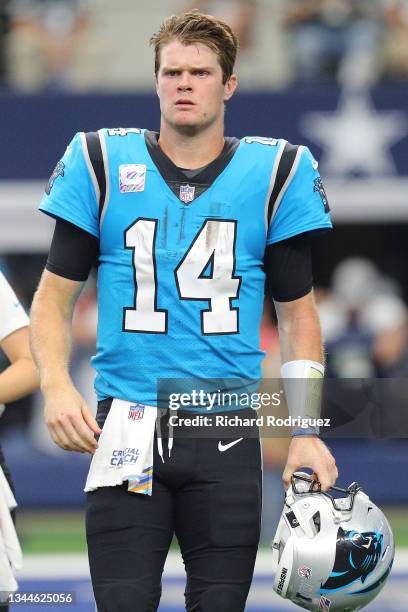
321;528;383;592
272;473;395;611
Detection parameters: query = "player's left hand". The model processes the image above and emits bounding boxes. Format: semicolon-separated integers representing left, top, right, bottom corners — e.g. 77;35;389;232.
282;436;338;492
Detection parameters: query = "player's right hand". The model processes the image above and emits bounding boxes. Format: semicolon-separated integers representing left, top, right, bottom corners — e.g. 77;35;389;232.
282;435;338;492
43;383;101;454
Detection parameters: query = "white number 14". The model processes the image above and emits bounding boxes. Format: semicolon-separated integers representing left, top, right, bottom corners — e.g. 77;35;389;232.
123;218;241;335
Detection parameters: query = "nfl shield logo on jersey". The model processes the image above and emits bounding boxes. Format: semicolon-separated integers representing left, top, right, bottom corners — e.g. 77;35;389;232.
128;403;145;420
179;184;195;203
119;164;146;193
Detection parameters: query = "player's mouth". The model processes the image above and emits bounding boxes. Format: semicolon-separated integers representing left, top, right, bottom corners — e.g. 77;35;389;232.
175;100;195;107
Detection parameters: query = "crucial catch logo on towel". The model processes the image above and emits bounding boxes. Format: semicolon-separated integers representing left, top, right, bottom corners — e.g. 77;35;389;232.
110;447;140;467
128;404;145;421
119;164;146;193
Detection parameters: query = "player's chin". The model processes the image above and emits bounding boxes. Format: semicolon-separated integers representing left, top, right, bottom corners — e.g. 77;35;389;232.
171;116;205;132
172;110;199;124
166;109;214;133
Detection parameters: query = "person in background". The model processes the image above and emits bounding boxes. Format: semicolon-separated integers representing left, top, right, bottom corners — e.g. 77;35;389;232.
0;1;11;88
284;0;382;84
9;0;89;90
185;0;257;52
0;269;39;607
315;257;408;437
381;0;408;81
0;270;39;411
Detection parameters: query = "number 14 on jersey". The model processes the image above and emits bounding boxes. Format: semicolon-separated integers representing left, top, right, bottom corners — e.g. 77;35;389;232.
123;218;241;335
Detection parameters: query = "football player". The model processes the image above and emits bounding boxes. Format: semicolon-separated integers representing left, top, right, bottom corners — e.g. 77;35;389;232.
0;270;39;605
31;11;338;612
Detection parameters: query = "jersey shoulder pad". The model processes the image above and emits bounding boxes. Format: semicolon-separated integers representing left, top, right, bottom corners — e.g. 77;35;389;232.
266;140;302;224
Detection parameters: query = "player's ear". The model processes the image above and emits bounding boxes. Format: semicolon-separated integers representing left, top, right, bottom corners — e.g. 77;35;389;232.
224;74;238;102
155;74;160;98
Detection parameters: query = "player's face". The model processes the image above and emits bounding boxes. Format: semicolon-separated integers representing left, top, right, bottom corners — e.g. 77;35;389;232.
156;40;237;134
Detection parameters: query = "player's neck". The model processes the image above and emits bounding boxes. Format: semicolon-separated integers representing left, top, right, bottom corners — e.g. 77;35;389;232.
158;122;225;170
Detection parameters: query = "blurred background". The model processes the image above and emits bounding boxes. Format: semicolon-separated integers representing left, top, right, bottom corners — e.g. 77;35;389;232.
0;0;407;610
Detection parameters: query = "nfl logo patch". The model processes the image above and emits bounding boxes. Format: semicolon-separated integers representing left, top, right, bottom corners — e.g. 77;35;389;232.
179;184;195;203
119;164;146;193
298;566;312;579
128;404;145;420
319;595;332;611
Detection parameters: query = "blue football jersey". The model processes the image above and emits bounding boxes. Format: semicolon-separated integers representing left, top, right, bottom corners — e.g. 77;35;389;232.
40;129;332;408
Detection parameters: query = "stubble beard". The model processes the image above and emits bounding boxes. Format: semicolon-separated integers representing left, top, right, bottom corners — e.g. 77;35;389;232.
164;108;221;137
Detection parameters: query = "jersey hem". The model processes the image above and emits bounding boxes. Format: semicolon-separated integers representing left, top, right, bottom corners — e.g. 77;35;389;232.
267;222;332;246
95;392;260;414
39;207;99;239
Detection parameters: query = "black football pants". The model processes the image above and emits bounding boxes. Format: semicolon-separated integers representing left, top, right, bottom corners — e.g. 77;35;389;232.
86;403;262;612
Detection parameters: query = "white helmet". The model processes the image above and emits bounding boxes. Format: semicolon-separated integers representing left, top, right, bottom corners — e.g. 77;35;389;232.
272;472;394;611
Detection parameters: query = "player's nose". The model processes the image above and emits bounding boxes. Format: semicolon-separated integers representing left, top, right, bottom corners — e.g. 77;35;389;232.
177;71;193;90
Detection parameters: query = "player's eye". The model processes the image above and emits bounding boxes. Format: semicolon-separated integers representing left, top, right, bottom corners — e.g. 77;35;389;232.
165;70;180;77
195;70;209;77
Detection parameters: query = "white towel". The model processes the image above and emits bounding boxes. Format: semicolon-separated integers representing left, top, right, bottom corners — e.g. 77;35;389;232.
0;467;22;600
84;399;157;495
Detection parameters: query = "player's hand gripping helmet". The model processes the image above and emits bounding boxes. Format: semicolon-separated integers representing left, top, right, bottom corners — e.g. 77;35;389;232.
272;472;394;611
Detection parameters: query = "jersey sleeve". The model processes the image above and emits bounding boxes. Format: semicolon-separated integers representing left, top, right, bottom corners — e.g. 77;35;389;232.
266;146;332;245
0;272;29;342
39;132;100;238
